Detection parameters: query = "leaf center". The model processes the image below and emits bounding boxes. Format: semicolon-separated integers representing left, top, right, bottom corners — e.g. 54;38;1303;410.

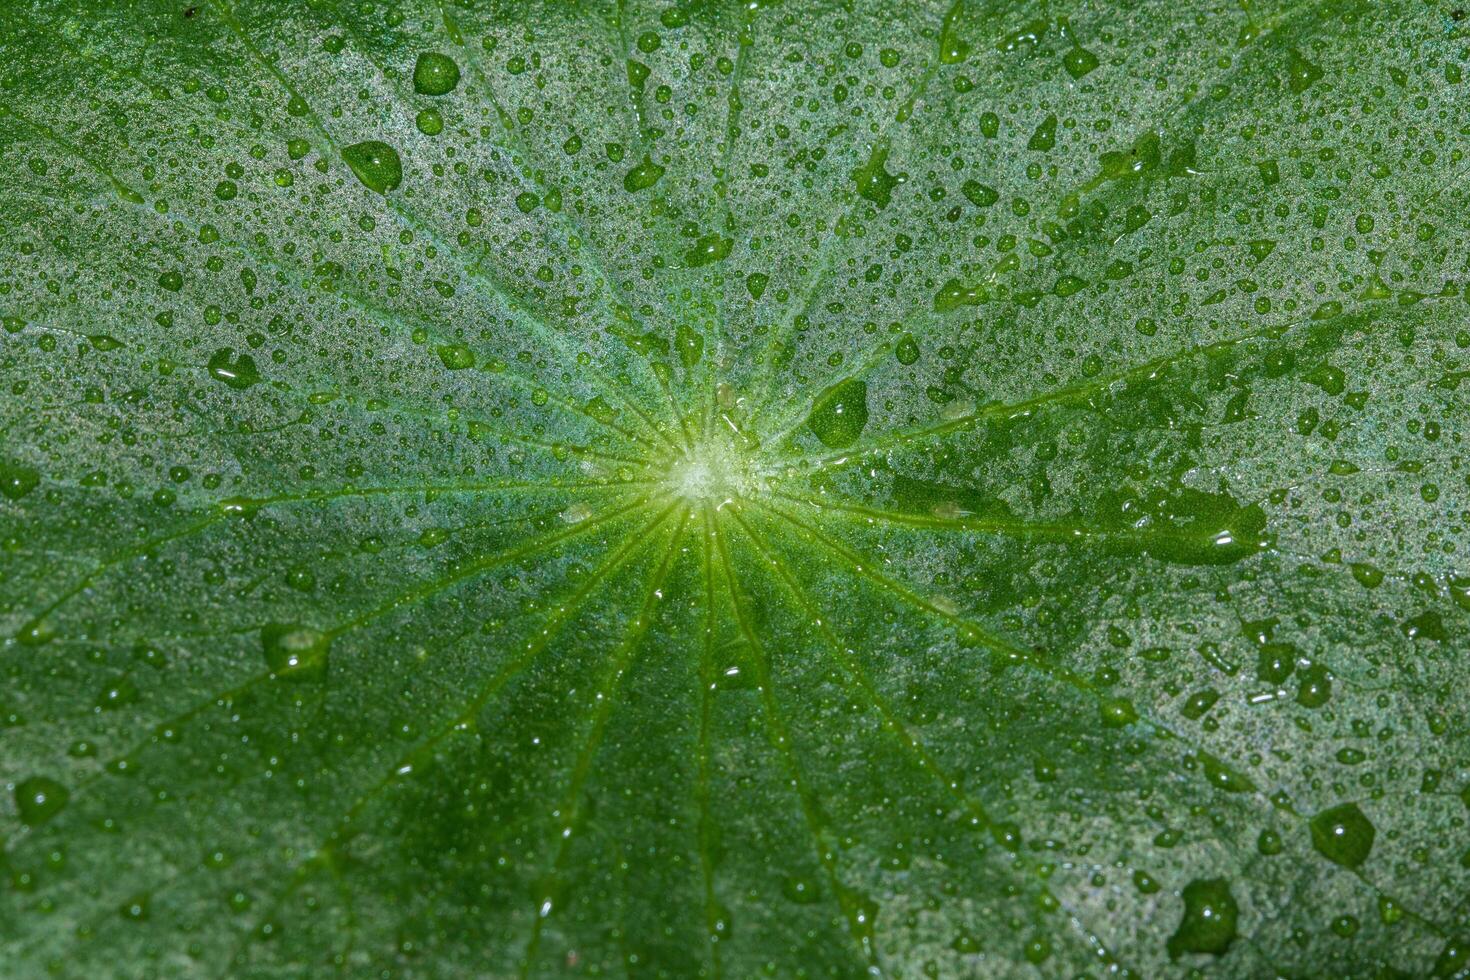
665;436;758;505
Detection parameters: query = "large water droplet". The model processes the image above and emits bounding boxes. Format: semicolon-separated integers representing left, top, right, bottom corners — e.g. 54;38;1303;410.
207;348;261;389
1310;802;1375;868
806;378;869;448
413;52;461;95
685;233;732;267
0;461;40;500
261;624;331;680
1167;878;1238;958
342;140;403;194
623;154;665;193
14;776;69;827
851;143;902;209
437;344;475;370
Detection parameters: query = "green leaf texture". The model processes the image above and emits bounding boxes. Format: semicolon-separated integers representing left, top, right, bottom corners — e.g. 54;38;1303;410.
2;0;1469;976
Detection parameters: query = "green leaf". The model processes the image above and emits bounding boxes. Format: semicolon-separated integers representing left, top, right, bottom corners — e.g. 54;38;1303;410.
2;0;1468;975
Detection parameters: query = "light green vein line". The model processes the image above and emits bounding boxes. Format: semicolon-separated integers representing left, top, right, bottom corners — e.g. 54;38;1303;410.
333;499;683;827
728;508;1136;976
41;495;673;958
731;508;991;814
326;493;664;638
762;310;1312;472
750;493;1160;693
326;393;654;469
10;481;646;647
0;122;660;471
204;0;683;459
329;858;360;979
699;11;754;439
15;510;228;643
518;508;689;976
709;514;882;975
765;488;1264;557
743;0;962;423
219;476;655;511
222;501;682;974
695;504;725;979
591;0;698;451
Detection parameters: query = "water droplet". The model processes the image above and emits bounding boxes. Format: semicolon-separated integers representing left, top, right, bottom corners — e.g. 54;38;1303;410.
676;324;703;369
342;140;403;194
1286;49;1324;93
1199;753;1254;793
1135;487;1268;566
1062;45;1099;79
413;52;461;96
685;233;732;267
0;461;40;500
851;143;902;208
1027;113;1057;151
207;348;261;389
437;344;475;370
807;378;868;448
1167;878;1238;958
15;617;54;646
261;624;330;680
14;776;69;827
1099;697;1138;728
1255;642;1296;684
1310;802;1375;868
933;277;990;312
1402;610;1448;642
97;676;140;711
960;179;998;208
623;154;665;192
1295;663;1332;708
416;108;444;136
1434;938;1470;977
782;876;819;904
